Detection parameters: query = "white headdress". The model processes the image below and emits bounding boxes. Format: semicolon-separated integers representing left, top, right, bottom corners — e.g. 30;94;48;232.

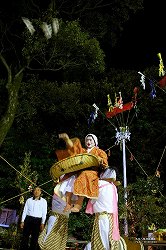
85;134;98;146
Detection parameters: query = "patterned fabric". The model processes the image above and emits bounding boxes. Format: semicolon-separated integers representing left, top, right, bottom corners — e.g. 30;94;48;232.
73;170;99;198
91;212;120;250
73;146;108;198
38;212;68;250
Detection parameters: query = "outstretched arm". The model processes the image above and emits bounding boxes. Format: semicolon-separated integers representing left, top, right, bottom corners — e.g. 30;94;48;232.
58;133;73;148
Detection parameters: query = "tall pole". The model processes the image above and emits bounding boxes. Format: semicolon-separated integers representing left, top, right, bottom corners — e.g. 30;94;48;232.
122;138;128;236
116;126;130;236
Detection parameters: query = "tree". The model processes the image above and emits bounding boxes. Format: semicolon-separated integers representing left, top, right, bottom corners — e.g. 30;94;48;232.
0;17;105;146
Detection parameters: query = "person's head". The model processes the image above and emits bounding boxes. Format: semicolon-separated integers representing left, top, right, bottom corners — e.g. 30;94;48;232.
85;134;98;149
33;186;42;199
56;138;66;149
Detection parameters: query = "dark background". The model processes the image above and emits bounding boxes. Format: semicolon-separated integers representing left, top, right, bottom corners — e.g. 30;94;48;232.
112;0;166;70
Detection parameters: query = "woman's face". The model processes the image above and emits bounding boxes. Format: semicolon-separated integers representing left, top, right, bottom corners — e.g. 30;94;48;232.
85;136;95;149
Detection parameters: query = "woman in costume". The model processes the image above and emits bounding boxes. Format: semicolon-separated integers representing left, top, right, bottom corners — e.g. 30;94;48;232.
56;133;108;212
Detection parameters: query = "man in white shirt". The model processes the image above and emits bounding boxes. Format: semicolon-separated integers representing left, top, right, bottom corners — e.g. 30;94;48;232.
20;186;47;250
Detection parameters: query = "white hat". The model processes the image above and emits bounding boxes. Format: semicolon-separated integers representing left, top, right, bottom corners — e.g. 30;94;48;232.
85;134;98;146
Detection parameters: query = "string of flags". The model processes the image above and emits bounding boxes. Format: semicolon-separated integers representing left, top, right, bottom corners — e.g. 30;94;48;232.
88;53;166;126
22;17;59;39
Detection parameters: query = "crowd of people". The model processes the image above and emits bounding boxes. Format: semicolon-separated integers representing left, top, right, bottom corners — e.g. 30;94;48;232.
19;133;121;250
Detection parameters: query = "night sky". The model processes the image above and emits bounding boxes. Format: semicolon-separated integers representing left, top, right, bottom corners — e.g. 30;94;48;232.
112;0;166;70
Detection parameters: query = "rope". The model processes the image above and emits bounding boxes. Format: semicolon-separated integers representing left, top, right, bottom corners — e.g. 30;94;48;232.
98;108;117;129
155;145;166;173
0;155;52;198
0;179;53;205
125;146;148;177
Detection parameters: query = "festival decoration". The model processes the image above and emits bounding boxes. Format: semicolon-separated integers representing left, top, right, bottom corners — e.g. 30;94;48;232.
158;75;166;88
149;80;156;99
107;94;113;112
22;17;59;39
88;103;99;127
41;18;60;39
41;22;52;39
138;71;145;89
19;195;24;205
52;18;60;35
22;17;35;35
115;126;131;145
106;88;138;119
157;53;165;77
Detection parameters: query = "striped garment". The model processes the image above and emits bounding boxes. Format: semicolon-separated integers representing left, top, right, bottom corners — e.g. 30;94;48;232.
91;212;120;250
38;212;68;250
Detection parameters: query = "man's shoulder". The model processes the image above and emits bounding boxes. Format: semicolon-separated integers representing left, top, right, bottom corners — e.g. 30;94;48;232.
40;197;47;202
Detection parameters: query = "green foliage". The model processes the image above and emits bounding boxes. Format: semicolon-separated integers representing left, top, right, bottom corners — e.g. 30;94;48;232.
22;19;105;81
68;202;94;241
14;151;38;194
118;176;166;237
0;223;21;249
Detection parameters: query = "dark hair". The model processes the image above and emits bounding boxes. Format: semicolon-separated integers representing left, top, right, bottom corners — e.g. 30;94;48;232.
33;186;41;192
56;138;66;149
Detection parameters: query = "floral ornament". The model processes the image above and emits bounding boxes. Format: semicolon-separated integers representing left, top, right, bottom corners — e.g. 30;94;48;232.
19;195;24;205
148;223;156;231
28;184;34;192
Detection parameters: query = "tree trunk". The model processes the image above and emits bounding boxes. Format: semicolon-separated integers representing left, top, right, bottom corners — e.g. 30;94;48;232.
0;54;24;146
0;74;23;146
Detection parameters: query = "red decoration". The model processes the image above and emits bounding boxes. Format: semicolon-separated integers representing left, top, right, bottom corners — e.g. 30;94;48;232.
106;102;134;118
158;75;166;88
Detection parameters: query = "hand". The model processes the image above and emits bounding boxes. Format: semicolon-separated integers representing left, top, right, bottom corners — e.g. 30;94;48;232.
20;222;24;229
40;224;45;232
98;156;103;164
58;133;69;141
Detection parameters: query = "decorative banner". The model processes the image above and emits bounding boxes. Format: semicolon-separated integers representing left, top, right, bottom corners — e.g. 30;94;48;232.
41;22;52;39
106;102;134;118
88;104;99;126
149;80;156;99
118;91;123;109
107;94;113;112
22;17;35;35
52;18;59;35
106;88;137;118
138;71;145;89
157;53;165;77
114;92;123;108
22;17;59;39
41;18;59;39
